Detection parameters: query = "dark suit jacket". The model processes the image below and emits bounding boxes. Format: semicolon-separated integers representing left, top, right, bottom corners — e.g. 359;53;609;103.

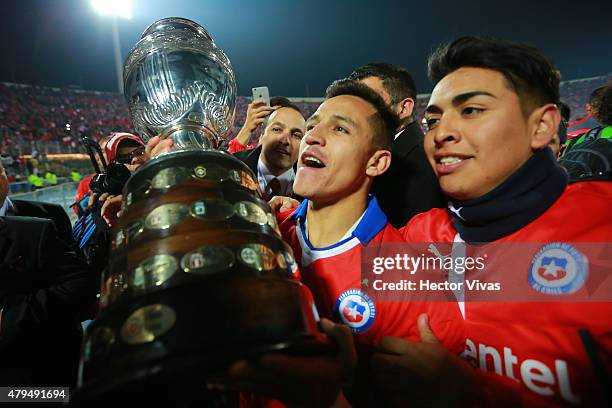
233;146;302;201
372;122;446;227
233;145;262;175
0;215;96;387
10;199;73;244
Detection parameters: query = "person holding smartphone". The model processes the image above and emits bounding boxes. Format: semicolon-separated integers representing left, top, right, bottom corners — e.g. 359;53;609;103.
228;87;281;153
234;96;306;201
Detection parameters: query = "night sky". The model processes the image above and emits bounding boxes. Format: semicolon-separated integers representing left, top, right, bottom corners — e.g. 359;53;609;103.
1;0;610;97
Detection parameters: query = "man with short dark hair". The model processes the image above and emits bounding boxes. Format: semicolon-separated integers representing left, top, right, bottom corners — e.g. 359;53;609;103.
285;80;461;358
372;36;612;407
348;63;445;227
234;96;306;200
212;80;464;406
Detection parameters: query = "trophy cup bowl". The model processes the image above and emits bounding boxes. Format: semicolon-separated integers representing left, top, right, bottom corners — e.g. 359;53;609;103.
123;17;237;150
73;18;327;406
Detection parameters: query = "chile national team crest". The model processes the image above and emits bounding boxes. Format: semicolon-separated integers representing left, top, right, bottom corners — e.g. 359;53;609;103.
529;243;588;295
335;289;376;333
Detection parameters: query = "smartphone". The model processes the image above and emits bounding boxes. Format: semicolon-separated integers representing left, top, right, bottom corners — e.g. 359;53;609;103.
252;86;270;106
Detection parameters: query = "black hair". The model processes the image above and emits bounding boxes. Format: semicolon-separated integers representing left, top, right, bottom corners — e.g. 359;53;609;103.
591;81;612;125
348;63;417;104
324;79;399;149
269;96;302;115
427;36;560;117
263;96;303;130
589;86;605;105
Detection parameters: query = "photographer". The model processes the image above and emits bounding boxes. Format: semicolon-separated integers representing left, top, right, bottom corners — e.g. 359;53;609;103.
72;133;145;267
103;132;147;173
74;135;111;214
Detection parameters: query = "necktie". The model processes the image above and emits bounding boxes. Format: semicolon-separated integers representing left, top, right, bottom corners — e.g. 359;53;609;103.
265;177;282;200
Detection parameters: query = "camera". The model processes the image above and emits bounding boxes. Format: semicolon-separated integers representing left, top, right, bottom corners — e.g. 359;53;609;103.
88;162;132;195
81;135;132;195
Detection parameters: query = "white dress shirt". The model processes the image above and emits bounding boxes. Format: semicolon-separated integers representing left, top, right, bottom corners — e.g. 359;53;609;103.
257;158;295;198
393;128;404;141
0;197;13;216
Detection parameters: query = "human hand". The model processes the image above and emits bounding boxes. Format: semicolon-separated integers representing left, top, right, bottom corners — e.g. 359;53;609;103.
100;194;123;227
268;195;300;214
371;314;475;407
145;135;174;159
234;100;280;145
208;318;357;408
244;99;280;133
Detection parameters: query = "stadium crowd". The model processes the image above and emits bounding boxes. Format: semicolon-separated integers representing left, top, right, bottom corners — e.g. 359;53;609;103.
2;75;608;156
1;34;611;407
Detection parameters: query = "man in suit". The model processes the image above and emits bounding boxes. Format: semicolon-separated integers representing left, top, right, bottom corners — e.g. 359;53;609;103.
348;63;446;227
0;160;97;387
234;96;306;201
1;162;72;243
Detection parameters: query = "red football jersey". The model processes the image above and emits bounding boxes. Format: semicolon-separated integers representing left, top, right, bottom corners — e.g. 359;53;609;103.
279;197;465;354
400;181;612;406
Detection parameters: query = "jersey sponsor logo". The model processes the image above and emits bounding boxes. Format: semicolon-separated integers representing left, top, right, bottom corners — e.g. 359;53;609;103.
335;289;376;333
528;243;588;295
462;338;580;404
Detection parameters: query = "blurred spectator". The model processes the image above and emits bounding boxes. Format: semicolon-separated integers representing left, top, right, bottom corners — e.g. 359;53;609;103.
559;80;612;180
560;75;611;115
44;171;57;186
566;85;604;139
27;173;44;189
70;170;82;183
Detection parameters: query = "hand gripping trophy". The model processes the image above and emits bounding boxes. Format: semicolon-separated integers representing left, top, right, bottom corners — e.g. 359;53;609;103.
74;18;326;406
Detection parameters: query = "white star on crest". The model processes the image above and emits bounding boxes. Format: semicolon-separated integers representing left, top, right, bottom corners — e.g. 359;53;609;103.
346;304;360;319
542;263;563;278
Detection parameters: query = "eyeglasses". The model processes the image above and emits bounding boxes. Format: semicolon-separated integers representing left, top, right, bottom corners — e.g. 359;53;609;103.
115;147;146;164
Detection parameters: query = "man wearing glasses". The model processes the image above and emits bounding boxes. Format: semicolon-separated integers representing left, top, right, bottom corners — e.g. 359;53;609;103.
72;133;146;264
104;132;146;172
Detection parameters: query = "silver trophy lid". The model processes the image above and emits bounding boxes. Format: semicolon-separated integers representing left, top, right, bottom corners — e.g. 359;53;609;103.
140;17;213;41
123;17;236;151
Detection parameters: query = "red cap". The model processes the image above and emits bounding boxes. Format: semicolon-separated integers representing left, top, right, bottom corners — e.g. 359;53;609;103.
104;133;144;162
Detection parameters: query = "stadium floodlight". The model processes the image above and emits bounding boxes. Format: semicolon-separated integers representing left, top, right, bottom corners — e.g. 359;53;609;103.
91;0;132;20
92;0;133;93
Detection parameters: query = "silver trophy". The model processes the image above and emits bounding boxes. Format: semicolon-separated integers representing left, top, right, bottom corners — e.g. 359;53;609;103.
123;17;236;150
74;18;325;406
